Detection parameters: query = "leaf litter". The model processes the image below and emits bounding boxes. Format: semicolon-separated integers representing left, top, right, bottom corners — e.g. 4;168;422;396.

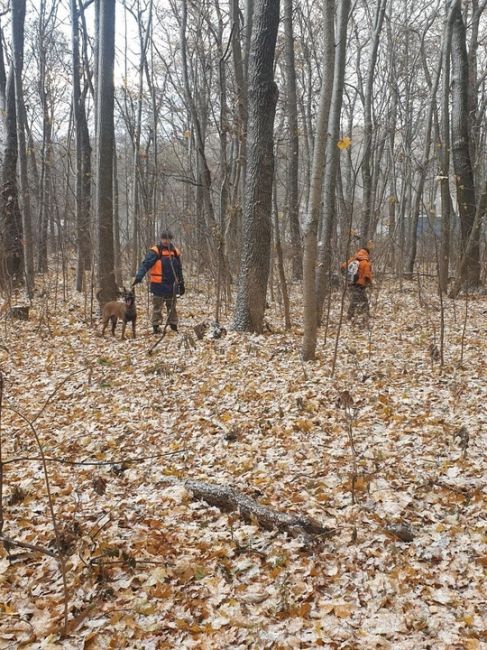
0;281;486;648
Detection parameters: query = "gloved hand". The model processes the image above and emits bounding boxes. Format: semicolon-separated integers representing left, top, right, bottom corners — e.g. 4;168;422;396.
132;277;141;287
177;282;185;296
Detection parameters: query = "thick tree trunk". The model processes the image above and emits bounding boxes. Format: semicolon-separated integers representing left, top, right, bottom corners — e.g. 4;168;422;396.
96;0;118;304
450;0;480;288
0;65;23;290
233;0;280;333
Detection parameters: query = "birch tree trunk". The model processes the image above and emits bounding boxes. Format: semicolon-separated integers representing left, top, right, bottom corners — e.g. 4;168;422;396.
233;0;280;333
439;3;455;293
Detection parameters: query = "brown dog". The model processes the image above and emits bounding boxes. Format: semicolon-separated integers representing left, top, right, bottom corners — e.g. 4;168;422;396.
101;288;137;340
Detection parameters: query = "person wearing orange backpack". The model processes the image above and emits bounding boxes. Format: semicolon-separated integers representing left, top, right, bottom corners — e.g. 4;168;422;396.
133;231;185;334
341;247;372;321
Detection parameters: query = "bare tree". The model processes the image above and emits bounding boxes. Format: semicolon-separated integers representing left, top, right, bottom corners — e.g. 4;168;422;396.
233;0;280;332
359;0;387;245
96;0;118;304
0;20;23;290
315;0;351;325
301;0;335;361
283;0;302;280
450;0;480;289
439;2;455;292
71;0;92;292
12;0;32;293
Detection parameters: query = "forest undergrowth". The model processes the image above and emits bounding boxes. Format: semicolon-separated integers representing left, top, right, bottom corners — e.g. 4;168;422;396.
0;277;486;649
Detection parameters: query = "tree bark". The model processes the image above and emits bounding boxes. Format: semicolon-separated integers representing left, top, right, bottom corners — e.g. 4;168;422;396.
12;0;32;294
301;0;335;361
450;0;480;288
72;0;92;292
405;35;442;276
233;0;280;333
96;0;118;304
273;182;291;329
160;478;335;539
180;0;218;268
439;4;455;293
359;0;387;246
315;0;350;326
0;63;23;290
283;0;302;280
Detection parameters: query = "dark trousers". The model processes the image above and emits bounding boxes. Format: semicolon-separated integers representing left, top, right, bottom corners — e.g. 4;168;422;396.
347;285;369;321
152;295;177;327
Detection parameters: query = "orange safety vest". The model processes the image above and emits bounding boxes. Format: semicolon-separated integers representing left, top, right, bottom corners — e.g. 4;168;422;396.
148;245;180;284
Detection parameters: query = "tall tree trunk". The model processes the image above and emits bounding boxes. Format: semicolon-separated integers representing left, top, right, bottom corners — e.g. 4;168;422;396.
215;2;230;322
36;0;53;273
359;0;387;245
283;0;301;280
113;142;122;286
233;0;280;333
439;3;455;293
450;0;480;288
301;0;335;361
72;0;92;292
230;0;248;260
405;40;442;275
273;181;291;329
96;0;118;304
315;0;350;325
0;62;23;290
12;0;32;294
130;0;150;274
181;0;217;264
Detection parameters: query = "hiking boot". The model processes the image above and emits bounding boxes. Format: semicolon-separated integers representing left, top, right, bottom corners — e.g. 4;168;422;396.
153;325;160;335
170;324;178;332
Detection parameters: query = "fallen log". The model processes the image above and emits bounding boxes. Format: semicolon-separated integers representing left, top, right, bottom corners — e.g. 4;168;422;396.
161;478;336;540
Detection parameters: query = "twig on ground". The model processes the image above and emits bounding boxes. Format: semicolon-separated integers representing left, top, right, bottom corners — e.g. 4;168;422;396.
0;534;58;558
2;448;186;467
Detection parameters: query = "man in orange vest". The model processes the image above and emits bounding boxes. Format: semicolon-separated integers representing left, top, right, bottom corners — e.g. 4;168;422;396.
341;247;372;321
133;231;185;334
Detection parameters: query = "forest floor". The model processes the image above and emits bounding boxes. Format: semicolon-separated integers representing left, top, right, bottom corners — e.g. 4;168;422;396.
0;277;486;649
